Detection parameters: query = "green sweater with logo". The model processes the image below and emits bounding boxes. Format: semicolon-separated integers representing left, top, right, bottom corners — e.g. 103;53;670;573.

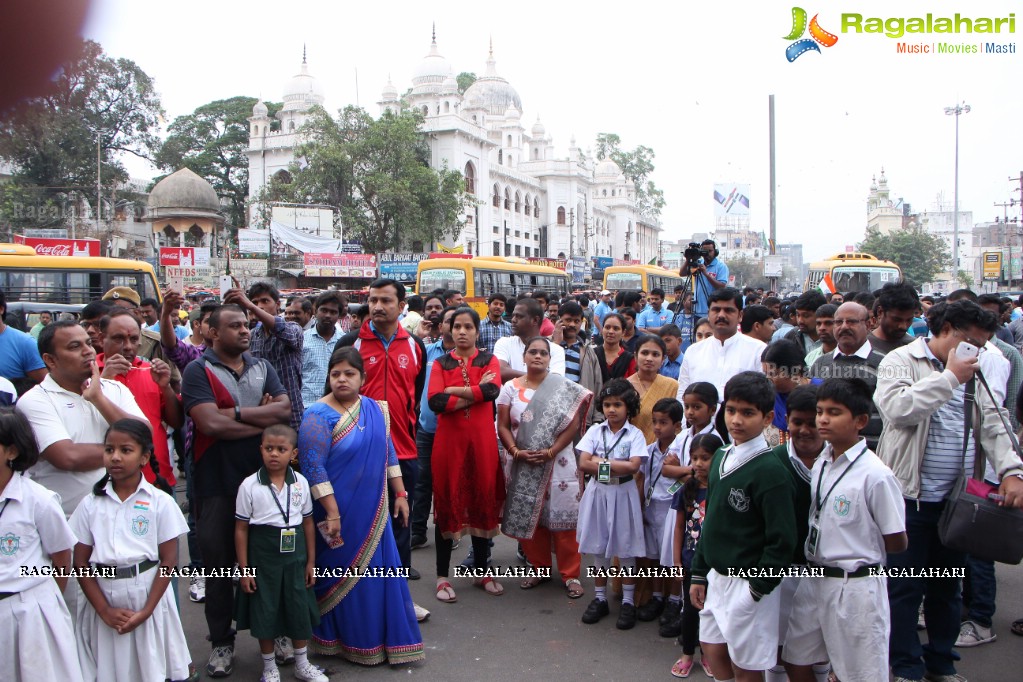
691;445;797;597
771;444;813;566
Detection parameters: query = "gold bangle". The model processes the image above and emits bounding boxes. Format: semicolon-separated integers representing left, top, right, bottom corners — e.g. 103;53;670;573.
325;516;340;521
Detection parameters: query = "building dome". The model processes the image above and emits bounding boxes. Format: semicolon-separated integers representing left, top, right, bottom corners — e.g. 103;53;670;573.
595;159;622;180
148;168;220;213
462;44;521;116
504;104;521;120
381;76;398;101
282;51;325;112
252;100;268;117
411;27;452;94
531;117;546;138
441;74;459;94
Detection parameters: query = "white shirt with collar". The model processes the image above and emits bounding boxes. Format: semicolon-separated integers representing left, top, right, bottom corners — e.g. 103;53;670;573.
493;335;566;376
805;438;905;572
69;476;187;566
668;421;720;467
832;339;873;360
578;421;649;461
0;472;77;592
17;374;146;516
720;434;771;474
235;467;314;528
676;332;766;402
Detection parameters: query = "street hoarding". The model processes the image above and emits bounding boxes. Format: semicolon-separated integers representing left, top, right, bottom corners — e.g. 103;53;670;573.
763;255;785;278
13;235;100;256
527;257;567;270
237;228;270;254
164;265;213;285
303;252;377;278
713;183;750;217
159;247;210;267
378;253;429;283
983;251;1002;281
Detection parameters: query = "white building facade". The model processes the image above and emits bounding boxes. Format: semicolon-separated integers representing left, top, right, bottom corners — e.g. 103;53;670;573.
247;35;660;262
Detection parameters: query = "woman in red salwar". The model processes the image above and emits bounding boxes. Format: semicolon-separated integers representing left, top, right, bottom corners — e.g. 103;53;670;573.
427;307;505;602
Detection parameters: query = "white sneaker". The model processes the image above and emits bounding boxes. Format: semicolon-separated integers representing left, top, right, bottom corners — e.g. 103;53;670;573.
955;620;996;647
260;666;281;682
294;661;329;682
206;645;234;678
274;636;295;665
414;602;430;622
188;575;206;603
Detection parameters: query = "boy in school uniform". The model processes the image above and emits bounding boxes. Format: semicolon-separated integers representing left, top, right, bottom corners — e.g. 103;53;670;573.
690;371;798;682
782;378;908;682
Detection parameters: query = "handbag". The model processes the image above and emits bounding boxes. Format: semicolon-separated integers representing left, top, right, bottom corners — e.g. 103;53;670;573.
937;372;1023;565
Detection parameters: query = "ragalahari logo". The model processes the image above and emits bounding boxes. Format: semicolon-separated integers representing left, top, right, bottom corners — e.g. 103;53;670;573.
784;7;839;61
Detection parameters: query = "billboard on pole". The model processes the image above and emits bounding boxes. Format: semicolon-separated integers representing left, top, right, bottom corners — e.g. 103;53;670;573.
713;184;750;217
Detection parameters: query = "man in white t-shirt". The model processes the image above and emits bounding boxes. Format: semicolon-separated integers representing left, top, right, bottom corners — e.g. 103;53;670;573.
16;320;146;517
676;287;765;401
494;297;565;379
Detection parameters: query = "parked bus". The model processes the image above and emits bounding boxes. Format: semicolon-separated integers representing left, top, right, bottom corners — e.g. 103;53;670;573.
416;255;570;316
603;264;685;294
0;243;161;304
804;252;902;294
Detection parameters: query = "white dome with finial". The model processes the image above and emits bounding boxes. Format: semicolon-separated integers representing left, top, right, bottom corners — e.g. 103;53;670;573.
462;39;522;115
504;104;521;120
531;117;546;138
381;76;398;101
282;46;325;112
441;73;459;94
595;159;622;179
412;24;453;94
253;100;268;117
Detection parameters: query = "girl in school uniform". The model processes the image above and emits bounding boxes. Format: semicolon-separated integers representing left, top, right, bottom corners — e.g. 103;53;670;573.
71;418;194;682
659;382;720;637
576;378;649;630
0;408;82;682
671;432;723;679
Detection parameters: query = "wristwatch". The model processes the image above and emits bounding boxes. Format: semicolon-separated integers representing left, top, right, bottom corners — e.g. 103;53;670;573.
234;405;242;422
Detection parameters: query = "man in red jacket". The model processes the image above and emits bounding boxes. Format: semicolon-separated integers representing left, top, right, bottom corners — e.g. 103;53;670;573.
339;279;427;578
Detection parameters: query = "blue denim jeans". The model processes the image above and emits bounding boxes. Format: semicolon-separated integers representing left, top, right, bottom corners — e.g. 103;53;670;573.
410;429;435;541
887;499;967;680
964;555;996;628
389;457;418;570
183;451;201;569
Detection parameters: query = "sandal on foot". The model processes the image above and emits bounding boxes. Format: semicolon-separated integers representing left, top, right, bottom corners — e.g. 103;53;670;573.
1012;618;1023;636
435;581;457;603
671;657;694;678
474;576;504;595
520;576;552;589
565;578;585;599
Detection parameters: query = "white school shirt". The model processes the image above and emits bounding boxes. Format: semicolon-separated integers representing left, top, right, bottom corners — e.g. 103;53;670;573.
668;421;720;468
17;374;146;517
0;472;77;592
675;332;765;401
805;438;906;573
493;335;566;376
235;468;314;528
645;440;677;502
69;477;187;566
577;421;649;462
720;434;770;474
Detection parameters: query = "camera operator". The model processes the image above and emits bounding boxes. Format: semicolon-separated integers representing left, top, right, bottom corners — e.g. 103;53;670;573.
679;239;729;317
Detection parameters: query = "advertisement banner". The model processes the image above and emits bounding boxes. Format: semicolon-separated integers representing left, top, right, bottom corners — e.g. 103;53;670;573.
303;252;377;278
763;255;785;278
527;257;567;271
14;235;100;257
983;252;1002;281
159;247;210;267
570;256;588;284
713;184;750;217
378;253;429;283
164;266;213;285
237;228;270;254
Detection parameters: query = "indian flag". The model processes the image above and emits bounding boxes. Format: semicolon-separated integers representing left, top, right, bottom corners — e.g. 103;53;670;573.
817;273;836;296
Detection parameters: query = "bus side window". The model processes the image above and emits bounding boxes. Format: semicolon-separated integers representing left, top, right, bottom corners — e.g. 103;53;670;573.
476;270;494;298
497;273;513;296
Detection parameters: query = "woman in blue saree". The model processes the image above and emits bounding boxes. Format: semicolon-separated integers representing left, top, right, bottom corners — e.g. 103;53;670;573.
297;347;424;666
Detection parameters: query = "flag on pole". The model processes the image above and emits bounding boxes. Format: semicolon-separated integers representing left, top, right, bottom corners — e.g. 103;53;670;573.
817;273;836;296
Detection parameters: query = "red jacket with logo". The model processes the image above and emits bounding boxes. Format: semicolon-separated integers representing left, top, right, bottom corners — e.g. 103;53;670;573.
342;321;426;460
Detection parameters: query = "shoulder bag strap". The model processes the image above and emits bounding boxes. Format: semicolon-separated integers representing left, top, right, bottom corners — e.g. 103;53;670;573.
962;377;976;476
975;367;1023;463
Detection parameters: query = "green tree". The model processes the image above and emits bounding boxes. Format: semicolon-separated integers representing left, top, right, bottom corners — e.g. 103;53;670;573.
594;132;665;219
0;40;163;220
254;105;468;253
723;254;770;289
857;226;950;287
956;269;974;289
155;97;281;228
456;72;477;94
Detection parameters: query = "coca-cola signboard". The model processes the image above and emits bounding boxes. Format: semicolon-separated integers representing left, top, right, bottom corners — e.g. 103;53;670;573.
13;235;100;257
159;247;211;267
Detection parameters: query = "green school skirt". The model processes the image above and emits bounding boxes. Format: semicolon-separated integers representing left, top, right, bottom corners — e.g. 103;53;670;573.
235;524;320;639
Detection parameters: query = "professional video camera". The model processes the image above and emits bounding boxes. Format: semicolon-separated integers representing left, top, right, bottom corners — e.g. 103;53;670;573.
684;242;705;268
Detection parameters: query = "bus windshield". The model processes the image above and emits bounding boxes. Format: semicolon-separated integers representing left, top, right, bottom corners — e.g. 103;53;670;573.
832;266;900;293
606;272;643;291
419;268;467;294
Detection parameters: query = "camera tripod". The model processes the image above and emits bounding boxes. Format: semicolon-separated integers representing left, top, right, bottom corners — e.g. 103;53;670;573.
671;268;713;346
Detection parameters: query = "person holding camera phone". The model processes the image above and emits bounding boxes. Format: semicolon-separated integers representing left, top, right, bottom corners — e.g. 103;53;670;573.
679;239;729;318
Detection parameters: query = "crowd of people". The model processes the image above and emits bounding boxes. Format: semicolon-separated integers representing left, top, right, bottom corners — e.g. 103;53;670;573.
2;275;1023;682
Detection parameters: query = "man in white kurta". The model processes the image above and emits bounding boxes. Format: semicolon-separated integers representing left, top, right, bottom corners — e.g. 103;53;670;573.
675;288;766;401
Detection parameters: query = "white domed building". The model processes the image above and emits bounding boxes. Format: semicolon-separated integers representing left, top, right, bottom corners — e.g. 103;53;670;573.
246;32;661;266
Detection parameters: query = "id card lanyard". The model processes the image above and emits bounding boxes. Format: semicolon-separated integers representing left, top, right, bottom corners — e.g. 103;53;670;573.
807;443;867;555
268;480;296;553
646;443;668;506
599;427;629;482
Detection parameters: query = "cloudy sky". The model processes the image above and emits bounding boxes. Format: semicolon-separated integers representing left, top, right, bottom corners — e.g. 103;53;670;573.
86;0;1022;261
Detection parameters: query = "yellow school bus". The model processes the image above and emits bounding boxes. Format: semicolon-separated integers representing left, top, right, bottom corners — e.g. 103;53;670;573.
804;252;903;294
0;243;161;304
603;264;685;294
416;255;570;316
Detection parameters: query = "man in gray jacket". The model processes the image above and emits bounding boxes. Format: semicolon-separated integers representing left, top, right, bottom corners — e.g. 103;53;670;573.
875;299;1023;682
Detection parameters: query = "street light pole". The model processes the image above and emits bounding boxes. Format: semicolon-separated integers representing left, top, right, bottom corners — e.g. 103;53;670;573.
944;101;970;283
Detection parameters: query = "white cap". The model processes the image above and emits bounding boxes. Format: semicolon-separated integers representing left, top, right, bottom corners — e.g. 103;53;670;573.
600;290;611;296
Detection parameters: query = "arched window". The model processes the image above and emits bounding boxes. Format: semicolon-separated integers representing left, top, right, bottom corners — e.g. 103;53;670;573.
523;193;531;216
288;120;295;132
472;115;478;124
422;106;428;116
514;192;521;213
533;148;539;159
602;189;607;196
557;207;566;225
508;155;513;166
464;162;476;194
534;198;540;218
504;188;511;210
492;184;500;208
274;169;292;184
498;150;503;165
507;134;513;147
444;101;450;113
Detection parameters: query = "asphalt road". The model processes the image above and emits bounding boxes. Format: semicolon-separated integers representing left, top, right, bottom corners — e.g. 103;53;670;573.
176;530;1023;681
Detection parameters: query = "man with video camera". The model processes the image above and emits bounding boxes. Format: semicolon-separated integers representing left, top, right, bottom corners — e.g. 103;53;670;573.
679;239;729;317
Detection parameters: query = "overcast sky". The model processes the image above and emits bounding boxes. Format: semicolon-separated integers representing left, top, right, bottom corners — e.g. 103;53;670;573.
86;0;1022;261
